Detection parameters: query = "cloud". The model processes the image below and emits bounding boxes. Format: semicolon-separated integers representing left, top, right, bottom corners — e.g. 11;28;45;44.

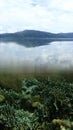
0;0;73;33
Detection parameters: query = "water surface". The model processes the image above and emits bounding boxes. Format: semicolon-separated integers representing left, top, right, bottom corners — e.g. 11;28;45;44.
0;41;73;72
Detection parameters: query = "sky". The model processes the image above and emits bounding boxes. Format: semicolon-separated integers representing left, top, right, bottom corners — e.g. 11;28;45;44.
0;0;73;33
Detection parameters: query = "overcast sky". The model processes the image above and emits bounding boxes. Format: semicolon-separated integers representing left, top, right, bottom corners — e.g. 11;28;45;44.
0;0;73;33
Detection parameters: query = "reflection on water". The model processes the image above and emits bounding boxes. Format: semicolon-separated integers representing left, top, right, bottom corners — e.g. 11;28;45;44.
0;41;73;72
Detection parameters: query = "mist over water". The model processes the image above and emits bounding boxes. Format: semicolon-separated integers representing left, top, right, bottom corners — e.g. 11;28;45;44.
0;41;73;73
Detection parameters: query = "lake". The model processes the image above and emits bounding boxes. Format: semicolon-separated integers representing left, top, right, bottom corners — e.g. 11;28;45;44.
0;41;73;73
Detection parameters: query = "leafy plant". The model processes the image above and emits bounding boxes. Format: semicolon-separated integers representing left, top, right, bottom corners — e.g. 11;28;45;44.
0;76;73;130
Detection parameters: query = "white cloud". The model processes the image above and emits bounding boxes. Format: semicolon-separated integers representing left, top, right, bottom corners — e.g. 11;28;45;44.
0;0;73;33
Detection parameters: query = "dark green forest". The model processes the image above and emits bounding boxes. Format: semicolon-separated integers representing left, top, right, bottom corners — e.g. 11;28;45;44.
0;73;73;130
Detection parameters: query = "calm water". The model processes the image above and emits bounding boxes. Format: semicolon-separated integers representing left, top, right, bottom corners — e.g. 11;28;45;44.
0;41;73;72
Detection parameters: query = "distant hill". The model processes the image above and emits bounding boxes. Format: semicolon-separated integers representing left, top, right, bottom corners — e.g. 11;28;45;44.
0;30;73;47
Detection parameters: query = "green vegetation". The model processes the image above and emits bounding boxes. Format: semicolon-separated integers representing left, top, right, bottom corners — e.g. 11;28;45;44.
0;73;26;89
0;75;73;130
1;30;73;47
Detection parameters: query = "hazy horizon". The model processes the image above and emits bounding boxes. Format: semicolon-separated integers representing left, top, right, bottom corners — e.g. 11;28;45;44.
1;29;73;34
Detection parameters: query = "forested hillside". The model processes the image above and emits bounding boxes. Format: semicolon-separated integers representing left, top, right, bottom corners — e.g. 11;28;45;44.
0;30;73;47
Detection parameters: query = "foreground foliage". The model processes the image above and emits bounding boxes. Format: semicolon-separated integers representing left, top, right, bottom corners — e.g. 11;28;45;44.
0;76;73;130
